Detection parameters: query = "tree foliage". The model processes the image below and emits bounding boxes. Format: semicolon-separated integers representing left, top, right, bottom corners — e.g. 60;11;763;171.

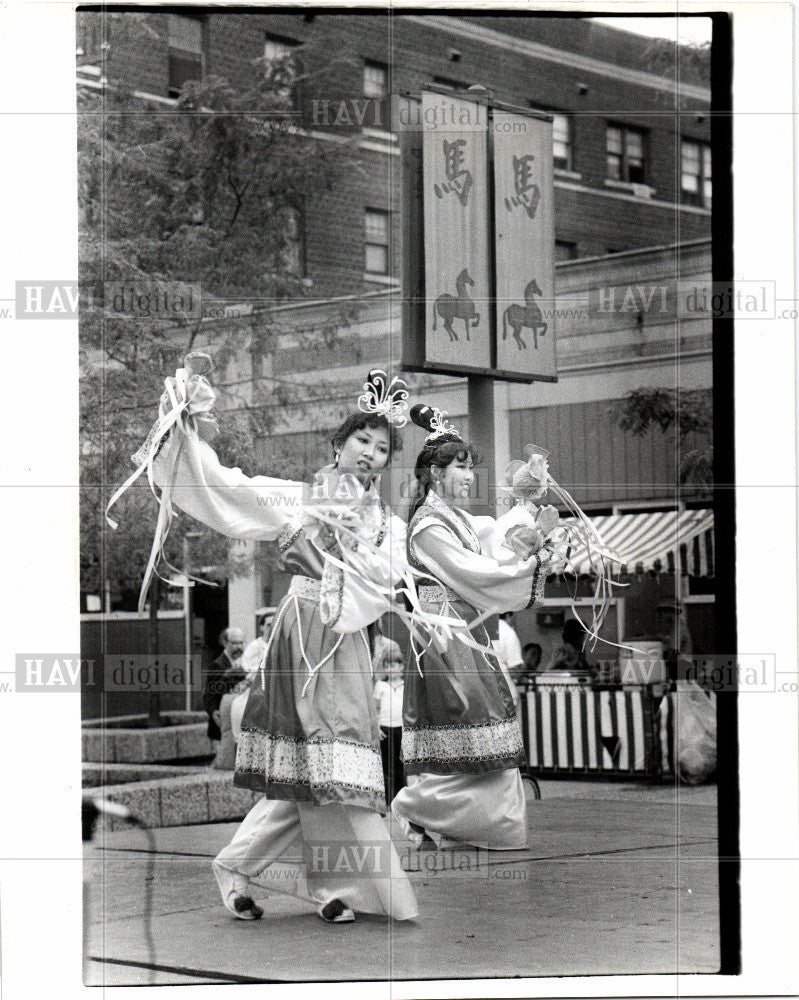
79;34;358;603
643;36;711;87
616;387;713;488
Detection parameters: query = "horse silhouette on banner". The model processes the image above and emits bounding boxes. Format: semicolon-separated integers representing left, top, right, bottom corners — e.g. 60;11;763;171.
502;278;547;350
432;268;480;342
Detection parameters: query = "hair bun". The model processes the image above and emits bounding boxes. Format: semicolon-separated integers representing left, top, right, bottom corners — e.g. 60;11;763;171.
410;403;436;432
366;369;386;392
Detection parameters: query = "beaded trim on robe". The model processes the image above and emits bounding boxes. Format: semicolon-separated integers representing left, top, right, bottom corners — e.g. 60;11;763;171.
235;730;386;809
417;583;460;605
288;574;321;600
401;717;525;767
278;521;305;552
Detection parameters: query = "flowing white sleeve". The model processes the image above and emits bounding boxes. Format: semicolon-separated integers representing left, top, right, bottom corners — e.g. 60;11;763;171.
152;429;304;541
331;514;408;633
412;523;542;613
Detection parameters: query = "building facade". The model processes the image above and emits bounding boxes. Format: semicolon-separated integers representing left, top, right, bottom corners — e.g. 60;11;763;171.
77;10;716;651
77;9;711;289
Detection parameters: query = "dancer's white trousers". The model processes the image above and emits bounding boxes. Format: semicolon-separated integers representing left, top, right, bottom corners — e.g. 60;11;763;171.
214;797;418;920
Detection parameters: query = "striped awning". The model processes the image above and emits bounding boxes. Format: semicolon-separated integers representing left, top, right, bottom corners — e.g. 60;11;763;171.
563;509;714;577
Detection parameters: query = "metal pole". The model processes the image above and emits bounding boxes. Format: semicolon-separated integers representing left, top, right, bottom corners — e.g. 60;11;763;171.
183;535;192;714
467;375;496;517
468;95;499;520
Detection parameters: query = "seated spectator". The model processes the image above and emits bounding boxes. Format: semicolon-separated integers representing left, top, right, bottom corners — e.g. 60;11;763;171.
546;619;592;674
241;608;277;677
656;598;693;682
203;627;246;743
519;642;543;683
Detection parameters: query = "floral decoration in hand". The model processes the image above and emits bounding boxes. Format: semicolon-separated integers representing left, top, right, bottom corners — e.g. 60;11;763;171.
499;444;551;504
501;501;563;562
504;523;546;559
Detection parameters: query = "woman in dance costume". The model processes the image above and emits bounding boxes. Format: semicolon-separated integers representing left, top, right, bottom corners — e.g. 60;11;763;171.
143;366;418;924
392;404;560;852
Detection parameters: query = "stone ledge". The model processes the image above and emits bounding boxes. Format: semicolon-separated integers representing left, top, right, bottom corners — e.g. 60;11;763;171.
82;763;200;787
82;722;214;763
92;770;260;830
82;710;207;728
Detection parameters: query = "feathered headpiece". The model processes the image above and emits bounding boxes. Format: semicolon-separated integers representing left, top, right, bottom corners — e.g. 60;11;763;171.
410;403;462;443
357;369;409;427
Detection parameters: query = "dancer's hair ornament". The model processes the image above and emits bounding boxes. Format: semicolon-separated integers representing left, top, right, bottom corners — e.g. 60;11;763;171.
409;403;462;443
357;369;409;427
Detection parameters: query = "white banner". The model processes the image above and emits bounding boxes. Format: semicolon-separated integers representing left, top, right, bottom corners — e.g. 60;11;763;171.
422;92;491;369
493;111;556;377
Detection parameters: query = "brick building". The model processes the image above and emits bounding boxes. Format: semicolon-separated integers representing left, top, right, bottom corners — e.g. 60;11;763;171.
77;9;711;289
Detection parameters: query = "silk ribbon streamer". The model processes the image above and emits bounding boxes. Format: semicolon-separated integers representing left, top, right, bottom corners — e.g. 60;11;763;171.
105;366;217;613
500;444;640;656
302;506;512;675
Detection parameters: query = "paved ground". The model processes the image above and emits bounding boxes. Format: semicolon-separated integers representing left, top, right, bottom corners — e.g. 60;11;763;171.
84;779;719;986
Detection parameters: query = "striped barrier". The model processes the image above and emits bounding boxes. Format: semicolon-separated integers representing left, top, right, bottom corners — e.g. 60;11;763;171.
520;684;658;777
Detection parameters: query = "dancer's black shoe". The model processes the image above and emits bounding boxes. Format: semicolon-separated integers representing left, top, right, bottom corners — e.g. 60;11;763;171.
317;898;355;923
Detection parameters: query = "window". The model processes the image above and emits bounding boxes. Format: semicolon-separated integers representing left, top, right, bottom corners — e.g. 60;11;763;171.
167;14;203;99
77;15;105;64
363;60;388;99
551;113;572;171
681;139;712;207
364;209;390;275
606;124;647;184
555;240;578;262
530;106;573;172
263;34;299;103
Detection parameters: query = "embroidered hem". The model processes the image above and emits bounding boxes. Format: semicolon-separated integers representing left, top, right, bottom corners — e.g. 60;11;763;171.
401;717;525;768
235;729;385;806
402;754;525;776
233;775;386;812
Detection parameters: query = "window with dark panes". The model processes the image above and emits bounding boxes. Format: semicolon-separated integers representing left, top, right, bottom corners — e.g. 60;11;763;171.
363;60;390;131
363;61;388;98
552;114;572;171
77;15;105;63
681;139;712;207
606;124;647;184
263;35;299;103
167;14;203;99
530;105;573;172
364;209;390;275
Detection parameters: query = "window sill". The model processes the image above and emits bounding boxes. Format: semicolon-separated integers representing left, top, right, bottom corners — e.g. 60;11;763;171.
363;273;400;286
554;168;582;182
680;192;712;210
361;127;397;143
603;178;656;199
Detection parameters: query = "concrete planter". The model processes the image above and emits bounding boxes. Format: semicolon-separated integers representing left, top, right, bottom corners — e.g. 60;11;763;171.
82;716;214;764
92;770;259;830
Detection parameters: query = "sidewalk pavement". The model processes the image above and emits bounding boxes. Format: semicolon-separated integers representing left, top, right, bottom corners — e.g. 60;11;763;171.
84;779;719;986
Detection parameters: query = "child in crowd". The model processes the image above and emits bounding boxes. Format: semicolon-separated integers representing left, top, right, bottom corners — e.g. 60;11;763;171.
373;637;406;804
